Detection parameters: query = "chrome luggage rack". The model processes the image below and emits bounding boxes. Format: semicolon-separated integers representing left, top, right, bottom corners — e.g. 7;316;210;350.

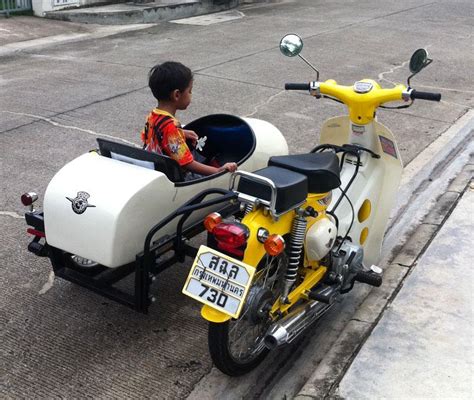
229;170;306;219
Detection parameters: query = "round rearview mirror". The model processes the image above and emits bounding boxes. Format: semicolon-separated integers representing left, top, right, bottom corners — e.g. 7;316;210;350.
409;48;429;74
280;34;303;57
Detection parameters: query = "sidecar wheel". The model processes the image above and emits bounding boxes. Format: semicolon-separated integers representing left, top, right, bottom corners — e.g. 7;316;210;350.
207;253;287;376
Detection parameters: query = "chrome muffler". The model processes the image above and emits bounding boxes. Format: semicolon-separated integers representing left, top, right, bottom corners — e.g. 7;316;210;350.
264;300;332;349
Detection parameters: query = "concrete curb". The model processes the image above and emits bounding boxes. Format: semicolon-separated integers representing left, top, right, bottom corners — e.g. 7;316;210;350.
295;115;474;399
382;109;474;260
44;0;240;25
0;24;154;58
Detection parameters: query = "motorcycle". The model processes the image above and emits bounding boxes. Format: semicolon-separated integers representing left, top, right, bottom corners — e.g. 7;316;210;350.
181;34;442;376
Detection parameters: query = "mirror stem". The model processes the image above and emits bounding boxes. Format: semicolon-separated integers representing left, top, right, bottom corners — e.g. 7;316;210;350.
407;58;432;87
298;54;320;81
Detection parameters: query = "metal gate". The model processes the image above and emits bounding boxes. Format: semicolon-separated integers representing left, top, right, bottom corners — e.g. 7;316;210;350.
0;0;32;16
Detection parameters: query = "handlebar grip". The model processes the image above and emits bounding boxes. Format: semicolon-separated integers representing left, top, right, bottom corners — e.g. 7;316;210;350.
285;83;310;91
410;90;441;102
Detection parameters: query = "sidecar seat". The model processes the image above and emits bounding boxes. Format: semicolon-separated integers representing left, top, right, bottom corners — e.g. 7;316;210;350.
268;152;340;193
97;138;184;182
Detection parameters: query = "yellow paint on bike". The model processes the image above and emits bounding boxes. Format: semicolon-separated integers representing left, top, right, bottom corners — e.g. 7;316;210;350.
201;304;231;323
241;208;295;267
358;199;372;223
360;227;369;245
270;266;327;316
241;193;329;267
319;79;406;124
239;193;331;318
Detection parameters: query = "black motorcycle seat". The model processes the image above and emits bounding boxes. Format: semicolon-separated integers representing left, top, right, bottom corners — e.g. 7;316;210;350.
237;166;308;214
268;152;341;193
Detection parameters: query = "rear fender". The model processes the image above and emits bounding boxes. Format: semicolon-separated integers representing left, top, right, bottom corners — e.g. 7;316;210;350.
241;208;295;267
201;305;232;323
200;209;294;323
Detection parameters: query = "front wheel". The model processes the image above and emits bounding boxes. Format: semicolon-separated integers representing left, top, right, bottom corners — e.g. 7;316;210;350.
207;253;287;376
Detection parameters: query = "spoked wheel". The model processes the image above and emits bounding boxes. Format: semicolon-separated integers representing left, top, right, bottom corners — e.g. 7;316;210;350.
208;253;287;376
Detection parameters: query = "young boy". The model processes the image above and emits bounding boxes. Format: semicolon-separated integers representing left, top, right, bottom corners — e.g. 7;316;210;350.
141;61;237;179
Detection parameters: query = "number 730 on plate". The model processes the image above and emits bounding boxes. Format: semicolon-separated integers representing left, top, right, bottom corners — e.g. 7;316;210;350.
182;245;256;319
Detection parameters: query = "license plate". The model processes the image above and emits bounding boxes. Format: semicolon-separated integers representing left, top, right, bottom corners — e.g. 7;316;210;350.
182;245;256;319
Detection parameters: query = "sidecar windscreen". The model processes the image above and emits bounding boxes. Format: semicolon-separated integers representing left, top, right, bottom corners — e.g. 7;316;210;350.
97;138;184;182
185;114;255;166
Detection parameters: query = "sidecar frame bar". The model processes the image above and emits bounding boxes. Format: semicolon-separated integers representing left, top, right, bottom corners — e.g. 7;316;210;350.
27;188;239;314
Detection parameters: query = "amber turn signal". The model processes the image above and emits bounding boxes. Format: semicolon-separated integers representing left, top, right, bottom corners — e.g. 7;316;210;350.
264;234;285;256
204;212;223;232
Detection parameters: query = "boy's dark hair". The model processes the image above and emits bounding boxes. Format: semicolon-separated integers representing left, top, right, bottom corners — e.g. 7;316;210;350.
148;61;193;101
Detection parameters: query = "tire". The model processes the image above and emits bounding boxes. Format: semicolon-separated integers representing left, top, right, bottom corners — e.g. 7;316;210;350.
208;321;269;376
207;253;287;376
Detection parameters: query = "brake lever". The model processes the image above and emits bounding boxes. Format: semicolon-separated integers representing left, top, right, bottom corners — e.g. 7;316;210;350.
380;102;413;110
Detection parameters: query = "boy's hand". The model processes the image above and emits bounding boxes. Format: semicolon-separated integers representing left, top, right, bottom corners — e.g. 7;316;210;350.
220;162;238;173
183;129;198;146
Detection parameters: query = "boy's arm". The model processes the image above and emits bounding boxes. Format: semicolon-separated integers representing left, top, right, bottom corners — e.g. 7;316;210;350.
183;129;198;146
186;160;237;175
186;160;220;175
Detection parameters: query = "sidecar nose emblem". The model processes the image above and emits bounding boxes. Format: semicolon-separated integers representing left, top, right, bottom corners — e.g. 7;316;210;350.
66;191;96;215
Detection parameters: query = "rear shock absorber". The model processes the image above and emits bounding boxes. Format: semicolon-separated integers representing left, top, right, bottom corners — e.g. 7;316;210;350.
237;203;253;222
244;203;253;215
281;208;307;303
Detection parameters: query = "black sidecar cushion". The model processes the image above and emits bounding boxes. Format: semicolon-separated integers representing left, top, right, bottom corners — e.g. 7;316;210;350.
97;138;184;182
237;166;307;214
268;152;340;193
184;114;255;164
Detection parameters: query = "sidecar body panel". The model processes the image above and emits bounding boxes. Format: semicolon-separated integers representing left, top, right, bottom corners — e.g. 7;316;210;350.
44;153;176;268
43;115;288;268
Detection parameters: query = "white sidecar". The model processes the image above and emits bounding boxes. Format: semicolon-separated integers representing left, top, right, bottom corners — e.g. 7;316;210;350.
41;114;288;269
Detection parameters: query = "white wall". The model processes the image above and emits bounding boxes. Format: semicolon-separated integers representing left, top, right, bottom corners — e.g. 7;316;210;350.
32;0;114;16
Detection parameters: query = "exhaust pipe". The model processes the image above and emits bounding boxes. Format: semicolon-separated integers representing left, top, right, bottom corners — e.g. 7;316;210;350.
264;300;331;349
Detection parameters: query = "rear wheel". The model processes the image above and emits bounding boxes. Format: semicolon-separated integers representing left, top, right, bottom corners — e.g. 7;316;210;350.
208;253;286;376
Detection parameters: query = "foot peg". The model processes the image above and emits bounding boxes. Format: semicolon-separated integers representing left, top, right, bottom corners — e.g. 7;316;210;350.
354;267;382;287
308;285;339;304
28;241;47;257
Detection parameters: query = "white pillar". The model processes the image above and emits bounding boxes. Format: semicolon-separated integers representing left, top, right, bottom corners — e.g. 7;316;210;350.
32;0;79;17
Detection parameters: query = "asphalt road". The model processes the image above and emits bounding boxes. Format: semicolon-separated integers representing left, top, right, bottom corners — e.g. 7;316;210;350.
1;0;473;398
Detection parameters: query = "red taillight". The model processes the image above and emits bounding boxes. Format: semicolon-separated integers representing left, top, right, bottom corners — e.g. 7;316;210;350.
21;192;38;206
213;223;248;257
27;228;45;238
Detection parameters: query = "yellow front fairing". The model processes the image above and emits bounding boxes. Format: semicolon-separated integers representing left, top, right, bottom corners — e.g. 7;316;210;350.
319;79;406;124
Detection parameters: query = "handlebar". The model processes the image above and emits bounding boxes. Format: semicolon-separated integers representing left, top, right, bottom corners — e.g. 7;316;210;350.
284;80;442;124
285;83;310;91
410;89;441;102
